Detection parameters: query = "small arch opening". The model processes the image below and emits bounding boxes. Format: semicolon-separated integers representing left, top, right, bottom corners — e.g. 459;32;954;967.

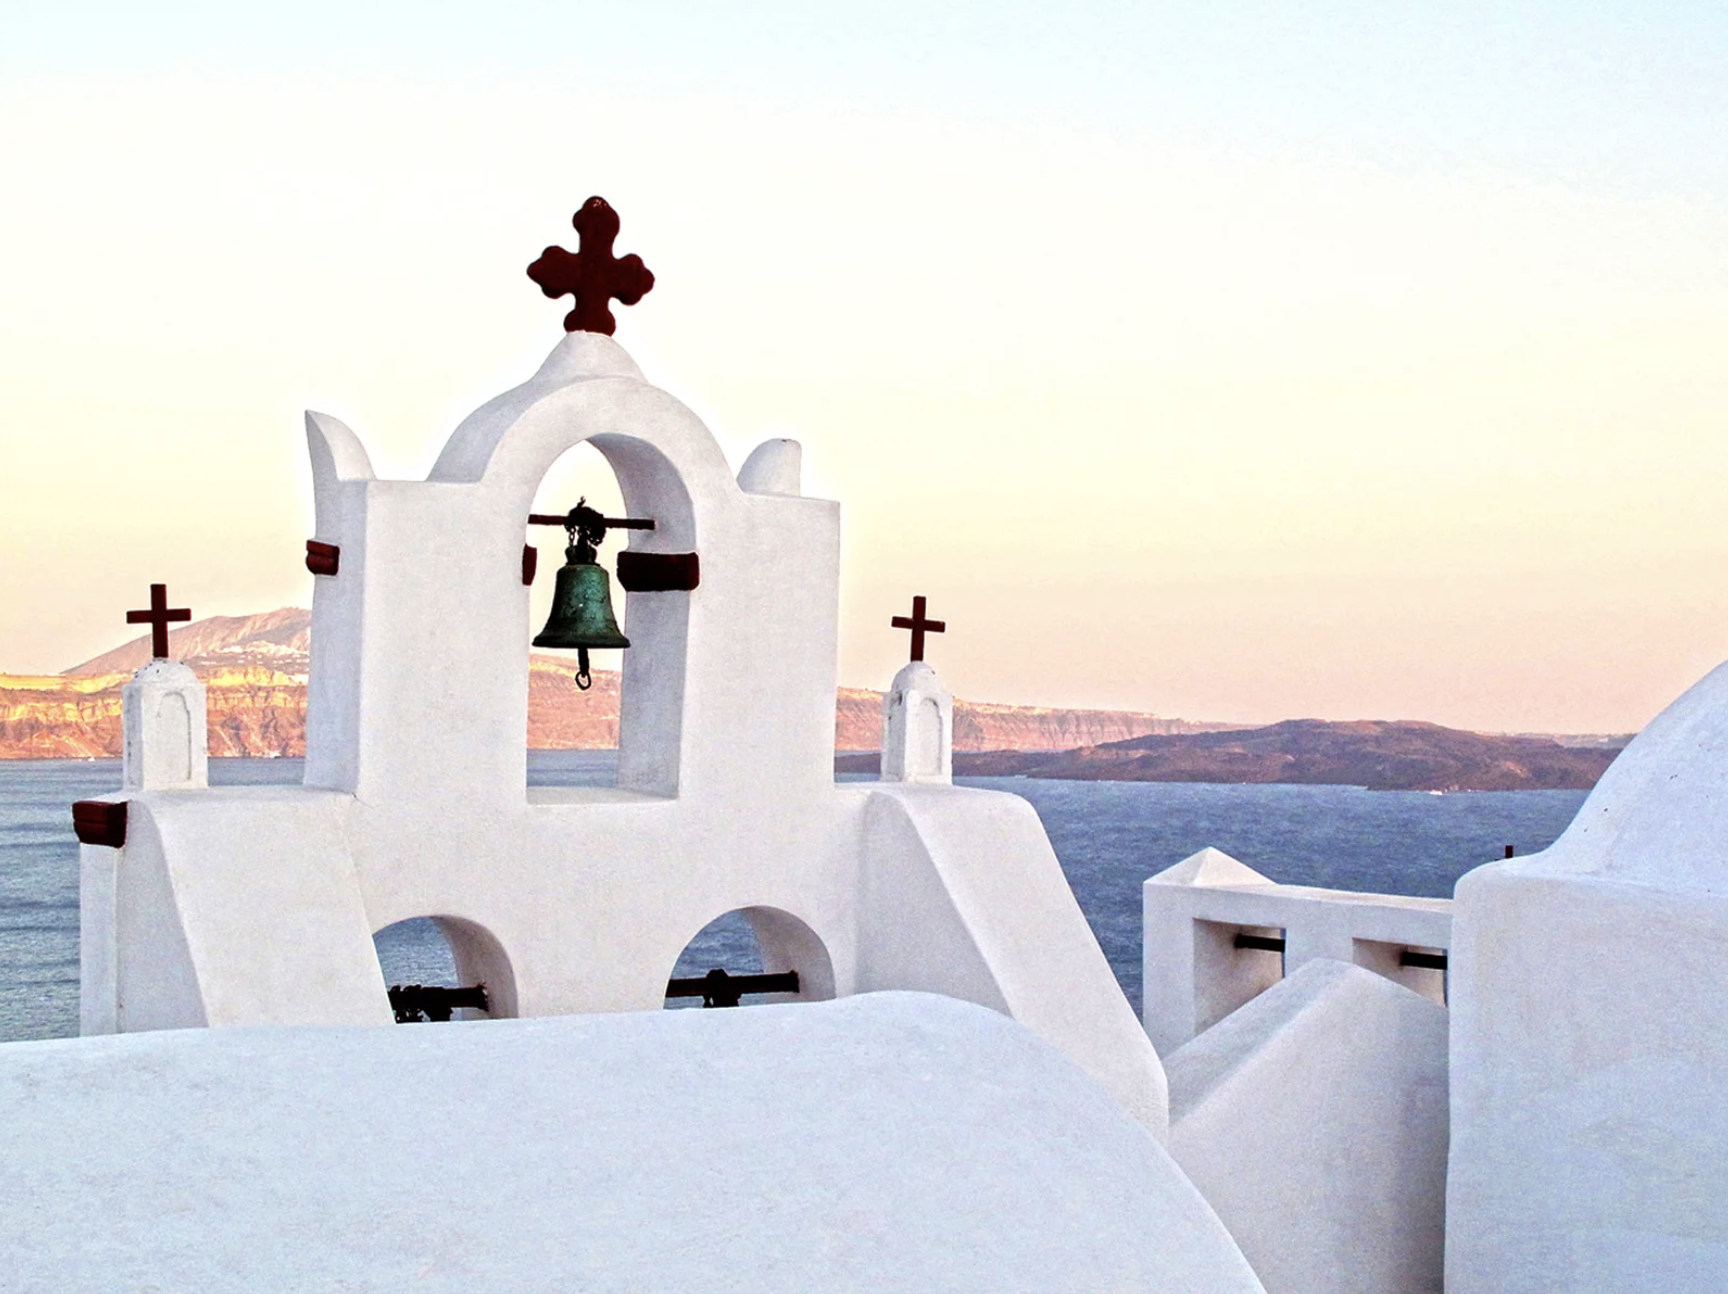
373;915;518;1023
664;906;836;1010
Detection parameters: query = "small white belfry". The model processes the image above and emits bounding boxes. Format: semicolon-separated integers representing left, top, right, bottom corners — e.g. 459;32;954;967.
122;662;208;792
881;595;953;784
120;584;206;791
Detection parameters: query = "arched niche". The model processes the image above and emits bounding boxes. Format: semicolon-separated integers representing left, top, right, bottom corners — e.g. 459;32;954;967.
429;335;743;800
372;915;518;1022
664;906;836;1009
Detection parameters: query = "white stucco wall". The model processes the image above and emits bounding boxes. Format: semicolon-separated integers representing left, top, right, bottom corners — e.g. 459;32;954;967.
1166;959;1449;1294
1447;658;1728;1293
882;659;953;783
78;840;120;1036
0;994;1263;1294
860;784;1167;1129
83;330;1165;1134
121;659;208;791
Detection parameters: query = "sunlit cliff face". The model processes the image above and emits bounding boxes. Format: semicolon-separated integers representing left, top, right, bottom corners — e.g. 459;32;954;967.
0;603;1187;760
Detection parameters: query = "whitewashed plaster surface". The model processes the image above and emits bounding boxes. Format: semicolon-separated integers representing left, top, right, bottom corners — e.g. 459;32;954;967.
1447;657;1728;1292
77;330;1165;1132
0;994;1264;1294
1166;959;1449;1294
121;658;207;791
881;659;953;783
1143;846;1451;1055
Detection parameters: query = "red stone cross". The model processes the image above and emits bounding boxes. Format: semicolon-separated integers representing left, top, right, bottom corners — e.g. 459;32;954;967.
526;196;656;336
126;583;191;659
891;595;946;663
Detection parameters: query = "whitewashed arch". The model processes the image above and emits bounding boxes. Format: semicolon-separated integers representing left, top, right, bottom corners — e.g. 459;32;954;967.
663;904;838;1007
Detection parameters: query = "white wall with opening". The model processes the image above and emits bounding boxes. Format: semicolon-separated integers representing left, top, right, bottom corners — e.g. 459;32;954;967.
525;443;630;775
373;916;517;1021
665;906;836;1009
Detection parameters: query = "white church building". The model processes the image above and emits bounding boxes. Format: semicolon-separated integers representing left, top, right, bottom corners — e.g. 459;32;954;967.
5;203;1726;1291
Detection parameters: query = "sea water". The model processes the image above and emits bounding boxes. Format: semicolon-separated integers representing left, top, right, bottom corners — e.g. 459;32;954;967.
0;753;1589;1041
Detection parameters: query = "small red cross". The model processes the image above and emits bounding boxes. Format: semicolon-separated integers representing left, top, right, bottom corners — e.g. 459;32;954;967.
526;196;656;335
891;595;946;663
126;583;191;659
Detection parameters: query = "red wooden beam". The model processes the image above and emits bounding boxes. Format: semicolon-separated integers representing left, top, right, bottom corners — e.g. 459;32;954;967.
616;551;700;592
305;540;340;577
72;800;128;848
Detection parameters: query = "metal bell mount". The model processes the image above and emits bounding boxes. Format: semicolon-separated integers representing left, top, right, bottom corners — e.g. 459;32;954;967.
529;499;653;690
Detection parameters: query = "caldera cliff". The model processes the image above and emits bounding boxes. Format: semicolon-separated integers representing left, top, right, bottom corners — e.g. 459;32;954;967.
1;608;1202;760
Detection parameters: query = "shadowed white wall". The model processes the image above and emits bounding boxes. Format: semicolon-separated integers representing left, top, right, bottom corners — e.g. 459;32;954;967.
1166;960;1449;1294
1448;655;1728;1292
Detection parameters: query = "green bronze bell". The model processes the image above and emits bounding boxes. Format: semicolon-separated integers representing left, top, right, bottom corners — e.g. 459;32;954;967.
533;542;629;690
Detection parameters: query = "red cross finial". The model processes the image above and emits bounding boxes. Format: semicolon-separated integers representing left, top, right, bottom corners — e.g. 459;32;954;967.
526;197;656;335
125;583;191;659
891;595;946;663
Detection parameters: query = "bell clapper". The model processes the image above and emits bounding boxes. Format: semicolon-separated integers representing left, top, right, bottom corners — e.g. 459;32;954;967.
575;648;593;691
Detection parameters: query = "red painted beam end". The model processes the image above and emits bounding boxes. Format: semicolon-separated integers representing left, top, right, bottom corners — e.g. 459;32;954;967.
306;540;340;577
72;800;128;848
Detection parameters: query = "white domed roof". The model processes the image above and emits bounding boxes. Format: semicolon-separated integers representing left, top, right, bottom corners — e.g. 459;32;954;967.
0;993;1260;1292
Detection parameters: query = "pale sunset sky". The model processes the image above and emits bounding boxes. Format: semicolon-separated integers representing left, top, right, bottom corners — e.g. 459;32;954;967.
3;2;1726;733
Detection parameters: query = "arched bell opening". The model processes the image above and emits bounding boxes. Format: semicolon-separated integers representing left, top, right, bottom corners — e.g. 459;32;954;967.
372;915;517;1023
521;434;697;798
525;442;629;789
664;905;836;1010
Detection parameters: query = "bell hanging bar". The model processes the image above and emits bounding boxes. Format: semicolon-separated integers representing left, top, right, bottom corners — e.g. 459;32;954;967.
526;506;655;534
528;500;652;690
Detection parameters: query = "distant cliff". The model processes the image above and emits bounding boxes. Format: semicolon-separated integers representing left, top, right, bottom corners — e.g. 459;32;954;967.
1;608;1203;759
914;719;1627;792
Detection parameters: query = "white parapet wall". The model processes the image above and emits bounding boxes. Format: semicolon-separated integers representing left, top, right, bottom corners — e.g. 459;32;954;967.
1143;846;1452;1056
1166;959;1449;1294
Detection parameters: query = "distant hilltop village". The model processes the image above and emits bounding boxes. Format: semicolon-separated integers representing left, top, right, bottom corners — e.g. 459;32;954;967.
0;608;1628;789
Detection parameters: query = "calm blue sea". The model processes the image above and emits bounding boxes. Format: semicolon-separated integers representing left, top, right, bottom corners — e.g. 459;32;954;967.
0;753;1589;1042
